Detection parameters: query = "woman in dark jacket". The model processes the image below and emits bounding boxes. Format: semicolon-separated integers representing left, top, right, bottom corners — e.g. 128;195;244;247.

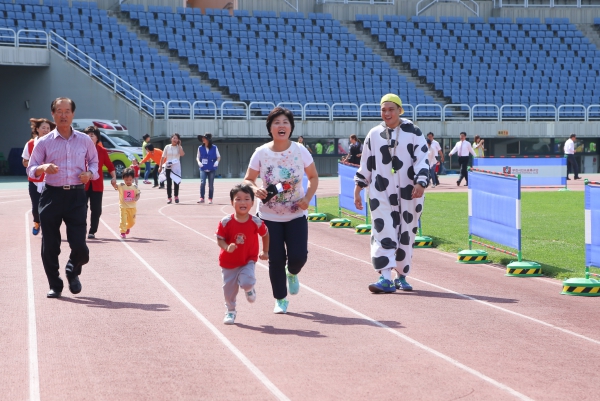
83;126;118;239
347;134;363;165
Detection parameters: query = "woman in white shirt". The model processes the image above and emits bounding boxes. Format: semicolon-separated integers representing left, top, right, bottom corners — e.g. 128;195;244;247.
244;107;319;314
159;133;185;204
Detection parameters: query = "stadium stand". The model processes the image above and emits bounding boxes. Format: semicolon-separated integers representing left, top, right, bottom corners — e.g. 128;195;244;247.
123;5;437;118
357;14;600;120
0;0;224;117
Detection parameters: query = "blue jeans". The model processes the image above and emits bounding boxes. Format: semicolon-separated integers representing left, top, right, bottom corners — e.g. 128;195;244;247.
430;166;438;186
144;162;151;180
200;169;215;199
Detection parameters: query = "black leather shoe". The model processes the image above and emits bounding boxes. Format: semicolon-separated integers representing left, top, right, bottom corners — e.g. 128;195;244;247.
68;276;82;294
47;289;62;298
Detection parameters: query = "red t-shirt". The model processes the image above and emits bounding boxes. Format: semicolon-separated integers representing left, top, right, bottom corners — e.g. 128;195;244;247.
216;214;268;269
132;165;140;178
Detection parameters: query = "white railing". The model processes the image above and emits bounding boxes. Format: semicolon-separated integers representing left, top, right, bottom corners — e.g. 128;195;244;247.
558;104;587;121
220;101;248;120
318;0;394;3
415;104;443;121
500;104;528;121
417;0;479;16
277;102;304;120
443;104;472;121
304;103;332;120
528;104;557;121
331;103;359;120
0;28;16;45
587;105;600;121
472;104;500;121
166;100;192;119
284;0;299;11
493;0;598;8
192;101;218;119
249;102;276;120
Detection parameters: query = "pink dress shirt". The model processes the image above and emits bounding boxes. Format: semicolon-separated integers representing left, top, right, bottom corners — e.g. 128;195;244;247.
27;128;99;186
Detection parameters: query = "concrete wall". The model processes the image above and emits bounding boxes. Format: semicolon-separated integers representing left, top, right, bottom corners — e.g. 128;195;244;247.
0;47;50;66
0;50;154;164
494;6;600;23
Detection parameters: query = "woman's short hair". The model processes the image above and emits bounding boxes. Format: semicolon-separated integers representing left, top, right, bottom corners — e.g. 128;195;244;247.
83;126;101;141
29;118;56;138
266;107;295;138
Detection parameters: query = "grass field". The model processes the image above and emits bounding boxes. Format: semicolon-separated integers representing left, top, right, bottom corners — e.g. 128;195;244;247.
310;192;585;279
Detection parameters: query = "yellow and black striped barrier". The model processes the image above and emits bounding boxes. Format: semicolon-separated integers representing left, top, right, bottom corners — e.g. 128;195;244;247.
330;218;352;228
561;278;600;296
308;213;328;222
414;235;433;248
457;250;489;264
505;261;542;277
355;224;371;235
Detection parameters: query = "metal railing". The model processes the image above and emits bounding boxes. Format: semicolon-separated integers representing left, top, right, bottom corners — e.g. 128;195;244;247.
332;103;359;121
249;102;276;120
493;0;599;7
318;0;394;3
192;101;218;119
443;104;472;121
415;104;443;121
500;104;528;121
472;104;500;121
417;0;479;16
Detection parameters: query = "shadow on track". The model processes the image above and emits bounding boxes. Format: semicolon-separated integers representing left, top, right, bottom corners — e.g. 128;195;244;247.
235;323;326;338
287;311;403;329
58;296;170;311
407;290;518;304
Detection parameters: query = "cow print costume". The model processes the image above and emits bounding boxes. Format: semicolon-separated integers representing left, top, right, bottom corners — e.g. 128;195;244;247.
355;119;430;277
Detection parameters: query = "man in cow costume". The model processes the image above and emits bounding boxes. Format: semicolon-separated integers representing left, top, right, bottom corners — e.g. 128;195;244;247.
354;94;430;293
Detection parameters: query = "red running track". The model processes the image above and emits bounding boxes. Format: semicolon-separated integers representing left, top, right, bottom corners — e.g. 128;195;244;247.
2;178;599;401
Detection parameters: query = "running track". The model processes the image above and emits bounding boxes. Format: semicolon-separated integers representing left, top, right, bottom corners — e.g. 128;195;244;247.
2;177;599;401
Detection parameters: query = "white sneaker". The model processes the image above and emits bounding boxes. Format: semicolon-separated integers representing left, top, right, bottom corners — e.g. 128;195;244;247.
223;311;236;325
273;298;289;314
245;288;256;303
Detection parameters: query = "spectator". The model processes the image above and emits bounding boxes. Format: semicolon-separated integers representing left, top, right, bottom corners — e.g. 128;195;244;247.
426;132;443;183
473;135;485;158
565;133;580;180
159;133;185;204
449;132;475;186
140;144;163;188
347;134;363;165
196;133;221;204
142;134;152;184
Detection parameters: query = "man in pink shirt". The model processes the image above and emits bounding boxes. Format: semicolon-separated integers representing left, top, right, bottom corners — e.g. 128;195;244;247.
27;98;99;298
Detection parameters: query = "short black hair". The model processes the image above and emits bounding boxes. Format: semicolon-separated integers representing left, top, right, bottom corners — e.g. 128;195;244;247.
230;184;254;202
50;97;76;113
427;132;434;137
143;134;150;140
460;131;467;137
146;143;154;152
122;167;135;179
570;133;577;139
266;107;295;139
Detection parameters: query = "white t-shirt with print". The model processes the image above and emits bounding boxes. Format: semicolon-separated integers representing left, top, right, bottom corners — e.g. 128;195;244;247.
248;141;314;222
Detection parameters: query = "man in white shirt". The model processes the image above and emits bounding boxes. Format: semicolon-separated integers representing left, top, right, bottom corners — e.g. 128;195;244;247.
449;132;476;186
564;133;580;180
427;132;443;185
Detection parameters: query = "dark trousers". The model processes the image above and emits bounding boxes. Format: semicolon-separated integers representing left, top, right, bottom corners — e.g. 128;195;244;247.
152;165;160;186
457;156;470;185
28;181;41;224
567;154;580;178
200;169;215;199
166;169;179;198
86;186;103;235
263;216;308;300
39;186;89;291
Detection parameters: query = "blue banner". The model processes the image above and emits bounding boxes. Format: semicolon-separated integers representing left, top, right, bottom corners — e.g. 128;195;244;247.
302;175;316;207
469;170;521;251
473;158;566;187
338;163;367;218
585;184;600;268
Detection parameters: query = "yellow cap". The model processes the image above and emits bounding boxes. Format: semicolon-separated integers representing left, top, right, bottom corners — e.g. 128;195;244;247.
380;93;403;108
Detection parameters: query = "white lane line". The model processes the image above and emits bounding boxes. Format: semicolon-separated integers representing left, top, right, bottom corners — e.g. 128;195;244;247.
24;212;41;401
159;209;533;401
307;241;600;346
98;218;290;401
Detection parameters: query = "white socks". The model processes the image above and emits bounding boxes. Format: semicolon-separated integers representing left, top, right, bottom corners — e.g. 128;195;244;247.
381;268;392;281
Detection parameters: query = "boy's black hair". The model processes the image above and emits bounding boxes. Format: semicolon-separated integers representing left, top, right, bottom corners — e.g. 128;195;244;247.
230;184;254;202
122;167;135;179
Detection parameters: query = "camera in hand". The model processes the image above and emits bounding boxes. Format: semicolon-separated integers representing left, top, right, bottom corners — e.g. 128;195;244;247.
262;182;291;203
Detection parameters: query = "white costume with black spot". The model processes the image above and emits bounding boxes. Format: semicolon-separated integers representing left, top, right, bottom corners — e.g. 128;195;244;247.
355;120;430;276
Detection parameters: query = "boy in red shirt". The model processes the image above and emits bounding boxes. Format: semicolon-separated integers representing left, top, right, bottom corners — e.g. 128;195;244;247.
216;184;269;325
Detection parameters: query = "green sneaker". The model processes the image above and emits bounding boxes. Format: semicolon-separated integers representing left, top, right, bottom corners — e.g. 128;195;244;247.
274;298;289;314
286;266;300;295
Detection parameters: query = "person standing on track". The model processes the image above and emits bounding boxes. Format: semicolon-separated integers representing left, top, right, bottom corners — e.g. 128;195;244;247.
27;97;99;298
82;126;117;239
196;133;220;204
564;133;581;180
347;134;363;165
22;118;56;236
244;107;318;314
449;132;475;187
216;184;270;325
140;144;163;188
142;134;152;184
159;133;184;204
354;93;429;293
427;132;443;185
